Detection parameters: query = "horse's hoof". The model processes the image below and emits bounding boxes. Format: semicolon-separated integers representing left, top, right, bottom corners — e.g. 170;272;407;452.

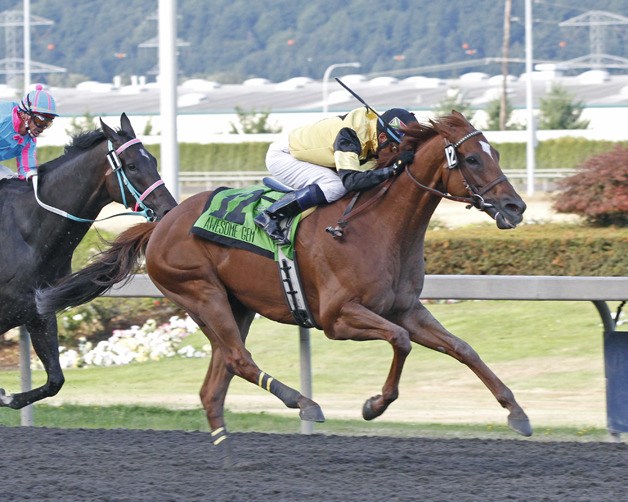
0;388;12;407
508;413;533;437
299;401;325;422
362;395;384;421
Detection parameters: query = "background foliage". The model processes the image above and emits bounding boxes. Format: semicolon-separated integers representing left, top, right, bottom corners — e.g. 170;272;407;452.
424;224;627;275
7;0;628;84
538;85;590;130
553;146;628;226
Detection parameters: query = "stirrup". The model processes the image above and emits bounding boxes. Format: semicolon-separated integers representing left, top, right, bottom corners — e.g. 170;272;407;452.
254;212;290;245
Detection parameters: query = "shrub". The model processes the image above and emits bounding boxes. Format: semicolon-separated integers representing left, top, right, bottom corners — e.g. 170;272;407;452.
553;145;628;227
424;224;627;276
538;84;589;130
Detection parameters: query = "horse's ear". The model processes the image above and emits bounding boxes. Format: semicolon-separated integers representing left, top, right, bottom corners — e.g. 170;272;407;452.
100;117;116;140
120;113;136;138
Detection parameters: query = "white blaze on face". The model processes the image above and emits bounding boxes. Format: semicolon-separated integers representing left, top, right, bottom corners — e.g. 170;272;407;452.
480;140;493;159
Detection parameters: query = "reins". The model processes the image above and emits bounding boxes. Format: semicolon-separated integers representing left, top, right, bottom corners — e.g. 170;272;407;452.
325;180;394;238
32;137;164;223
326;128;508;238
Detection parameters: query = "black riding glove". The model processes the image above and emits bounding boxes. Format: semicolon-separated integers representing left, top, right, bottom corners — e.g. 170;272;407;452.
338;167;395;192
392;150;414;176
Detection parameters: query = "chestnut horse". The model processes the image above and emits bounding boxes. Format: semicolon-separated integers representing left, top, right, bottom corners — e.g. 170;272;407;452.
0;113;177;410
37;111;530;466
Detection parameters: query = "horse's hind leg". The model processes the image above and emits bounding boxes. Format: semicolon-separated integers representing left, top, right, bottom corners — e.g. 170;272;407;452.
404;305;532;437
200;348;237;468
175;289;324;466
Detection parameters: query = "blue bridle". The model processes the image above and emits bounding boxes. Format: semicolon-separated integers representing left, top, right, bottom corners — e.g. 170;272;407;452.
32;137;164;223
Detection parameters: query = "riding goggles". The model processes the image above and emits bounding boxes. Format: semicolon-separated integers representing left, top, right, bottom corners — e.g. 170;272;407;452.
30;113;54;129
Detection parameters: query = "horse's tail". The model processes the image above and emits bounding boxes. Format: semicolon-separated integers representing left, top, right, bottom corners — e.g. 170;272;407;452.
36;222;157;315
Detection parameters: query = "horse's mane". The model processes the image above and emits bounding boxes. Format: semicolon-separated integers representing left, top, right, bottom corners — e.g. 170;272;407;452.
377;112;471;168
37;127;133;175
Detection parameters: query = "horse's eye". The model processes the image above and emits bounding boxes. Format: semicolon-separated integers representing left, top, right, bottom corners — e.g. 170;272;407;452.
465;155;480;166
126;163;136;171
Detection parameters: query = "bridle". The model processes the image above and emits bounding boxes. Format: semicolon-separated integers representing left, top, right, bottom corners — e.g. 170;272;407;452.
105;138;165;221
325;128;508;238
31;137;164;223
403;129;508;212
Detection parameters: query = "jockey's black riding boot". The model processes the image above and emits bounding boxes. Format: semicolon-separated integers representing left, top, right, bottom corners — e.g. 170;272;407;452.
254;184;326;245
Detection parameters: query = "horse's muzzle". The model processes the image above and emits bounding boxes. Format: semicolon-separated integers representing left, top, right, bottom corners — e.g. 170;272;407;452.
487;198;527;229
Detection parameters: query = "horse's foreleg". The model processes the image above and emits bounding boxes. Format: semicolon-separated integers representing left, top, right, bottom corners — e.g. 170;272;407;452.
404;305;532;437
0;316;64;409
329;302;412;421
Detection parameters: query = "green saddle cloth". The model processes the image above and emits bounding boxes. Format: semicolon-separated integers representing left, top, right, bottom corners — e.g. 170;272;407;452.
191;185;302;260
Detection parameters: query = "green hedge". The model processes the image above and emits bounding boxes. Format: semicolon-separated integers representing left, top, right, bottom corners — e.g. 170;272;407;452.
495;138;628;170
37;137;628;172
76;225;626;277
424;224;627;276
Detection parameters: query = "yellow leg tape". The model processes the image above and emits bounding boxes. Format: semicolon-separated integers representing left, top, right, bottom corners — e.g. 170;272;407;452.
257;372;274;391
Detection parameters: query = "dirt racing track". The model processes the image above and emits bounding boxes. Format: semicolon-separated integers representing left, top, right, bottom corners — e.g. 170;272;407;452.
1;426;626;501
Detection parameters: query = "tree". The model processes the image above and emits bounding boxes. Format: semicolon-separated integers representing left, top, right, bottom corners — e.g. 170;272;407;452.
538;84;590;130
553;145;628;227
433;87;473;121
65;112;98;136
485;96;521;130
229;107;282;134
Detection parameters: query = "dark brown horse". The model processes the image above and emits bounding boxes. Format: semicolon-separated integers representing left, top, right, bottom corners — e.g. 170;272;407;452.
0;113;177;410
37;111;530;466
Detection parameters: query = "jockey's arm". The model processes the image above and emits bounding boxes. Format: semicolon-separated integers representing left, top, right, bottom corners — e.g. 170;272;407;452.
16;141;38;179
338;167;395;192
334;127;395;192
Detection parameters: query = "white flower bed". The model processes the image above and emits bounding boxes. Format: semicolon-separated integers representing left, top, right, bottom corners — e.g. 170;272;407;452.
35;315;209;370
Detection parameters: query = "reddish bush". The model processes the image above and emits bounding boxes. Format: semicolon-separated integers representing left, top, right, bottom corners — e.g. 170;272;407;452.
553;145;628;226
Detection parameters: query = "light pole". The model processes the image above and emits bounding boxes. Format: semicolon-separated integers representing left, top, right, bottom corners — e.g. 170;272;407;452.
525;0;536;197
322;62;361;113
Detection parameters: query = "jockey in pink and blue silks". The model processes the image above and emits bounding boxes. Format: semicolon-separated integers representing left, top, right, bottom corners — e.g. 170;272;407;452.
0;84;58;180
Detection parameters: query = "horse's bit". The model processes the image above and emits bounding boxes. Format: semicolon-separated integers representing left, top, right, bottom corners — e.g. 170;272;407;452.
32;138;164;223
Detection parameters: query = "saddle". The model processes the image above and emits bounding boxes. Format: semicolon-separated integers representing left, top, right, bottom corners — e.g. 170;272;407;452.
191;181;319;328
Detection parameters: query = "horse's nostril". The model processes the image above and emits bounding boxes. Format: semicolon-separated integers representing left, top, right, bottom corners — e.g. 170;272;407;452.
507;201;526;215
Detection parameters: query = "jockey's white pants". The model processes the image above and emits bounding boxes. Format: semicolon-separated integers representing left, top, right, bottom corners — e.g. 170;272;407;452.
265;135;347;202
